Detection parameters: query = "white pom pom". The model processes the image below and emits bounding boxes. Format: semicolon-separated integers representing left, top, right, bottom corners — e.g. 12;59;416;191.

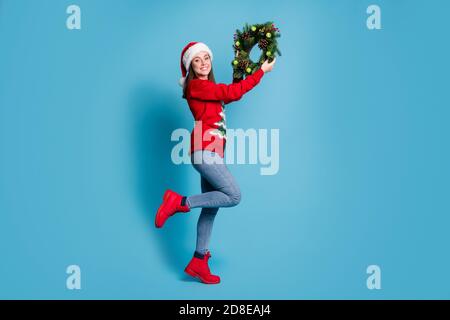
179;76;186;87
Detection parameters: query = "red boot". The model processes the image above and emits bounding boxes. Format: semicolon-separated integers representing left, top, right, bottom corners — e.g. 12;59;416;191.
155;189;190;228
184;251;221;284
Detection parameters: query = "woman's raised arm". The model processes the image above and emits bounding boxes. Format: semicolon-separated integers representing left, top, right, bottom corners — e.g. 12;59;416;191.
188;68;265;105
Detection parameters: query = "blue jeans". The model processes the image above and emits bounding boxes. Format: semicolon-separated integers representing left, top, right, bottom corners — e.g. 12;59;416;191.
186;150;241;255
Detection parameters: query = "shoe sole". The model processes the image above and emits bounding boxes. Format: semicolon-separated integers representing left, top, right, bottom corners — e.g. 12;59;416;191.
155;191;172;228
163;190;170;201
155;206;164;228
184;267;220;284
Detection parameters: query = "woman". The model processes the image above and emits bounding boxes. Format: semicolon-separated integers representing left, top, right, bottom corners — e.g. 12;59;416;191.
155;42;276;284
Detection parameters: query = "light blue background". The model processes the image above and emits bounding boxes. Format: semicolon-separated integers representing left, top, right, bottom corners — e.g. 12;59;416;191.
1;0;449;299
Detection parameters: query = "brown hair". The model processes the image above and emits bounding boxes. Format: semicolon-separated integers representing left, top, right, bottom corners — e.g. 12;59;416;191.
182;63;216;99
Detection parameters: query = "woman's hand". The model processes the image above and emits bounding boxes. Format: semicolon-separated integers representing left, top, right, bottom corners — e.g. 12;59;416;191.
261;58;276;73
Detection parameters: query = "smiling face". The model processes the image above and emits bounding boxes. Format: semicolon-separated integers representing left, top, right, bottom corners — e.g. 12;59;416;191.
191;51;212;80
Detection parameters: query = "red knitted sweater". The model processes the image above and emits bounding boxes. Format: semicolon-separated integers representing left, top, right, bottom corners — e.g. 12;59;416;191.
185;68;265;158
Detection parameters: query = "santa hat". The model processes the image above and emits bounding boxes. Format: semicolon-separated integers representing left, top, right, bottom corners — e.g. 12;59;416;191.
179;42;213;87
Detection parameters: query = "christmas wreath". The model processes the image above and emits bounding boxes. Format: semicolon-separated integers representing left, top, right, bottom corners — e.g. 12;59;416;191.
231;22;281;81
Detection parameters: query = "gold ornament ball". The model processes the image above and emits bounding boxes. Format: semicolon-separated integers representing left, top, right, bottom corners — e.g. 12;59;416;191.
233;60;238;66
266;32;272;38
266;51;272;56
251;26;257;32
246;67;252;73
235;41;240;46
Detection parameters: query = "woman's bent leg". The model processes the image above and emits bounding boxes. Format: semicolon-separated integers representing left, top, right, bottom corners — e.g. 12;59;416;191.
186;151;241;209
